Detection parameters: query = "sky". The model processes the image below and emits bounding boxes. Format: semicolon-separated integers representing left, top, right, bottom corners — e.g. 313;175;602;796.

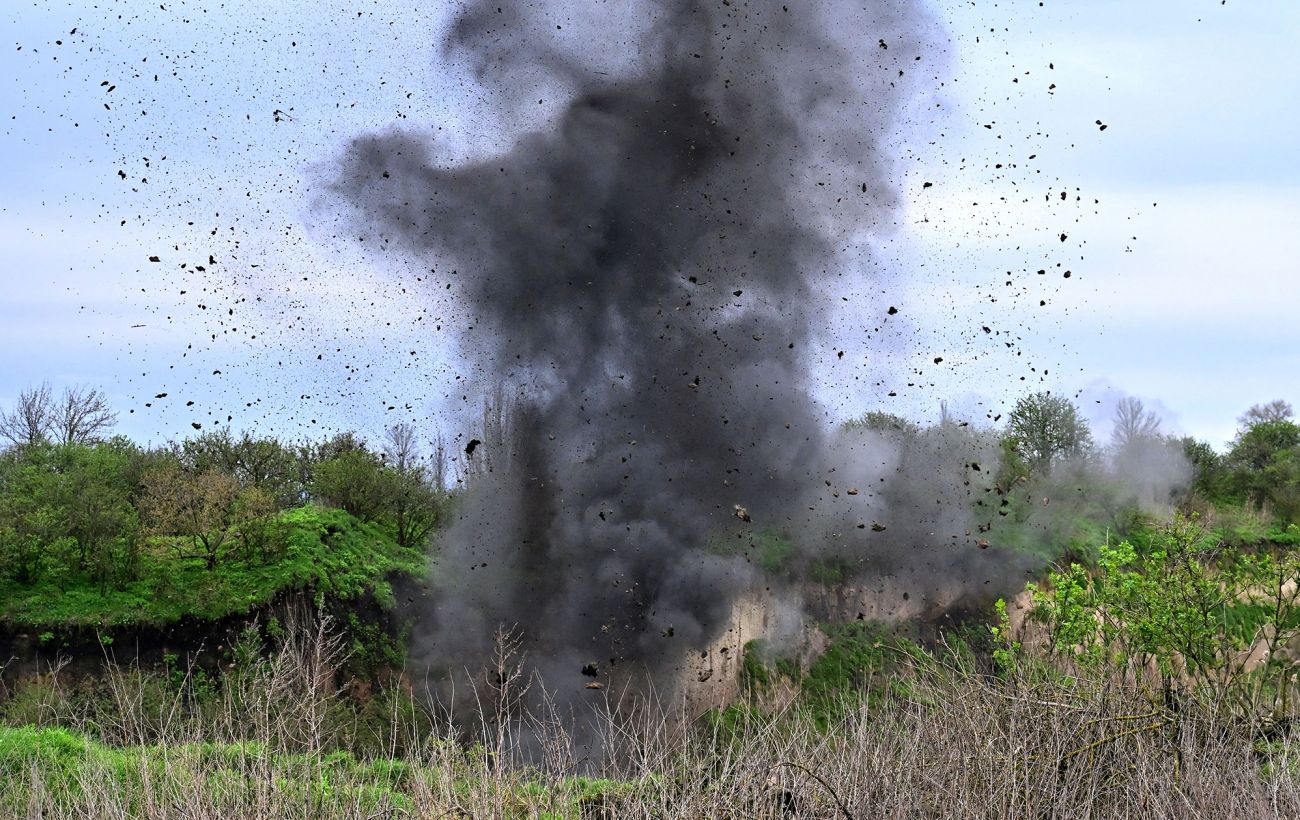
1;0;1297;451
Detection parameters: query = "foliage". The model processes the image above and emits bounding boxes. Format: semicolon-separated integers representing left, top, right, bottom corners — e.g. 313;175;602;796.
842;411;920;437
1004;391;1093;475
1026;516;1300;717
1219;417;1300;523
0;506;425;629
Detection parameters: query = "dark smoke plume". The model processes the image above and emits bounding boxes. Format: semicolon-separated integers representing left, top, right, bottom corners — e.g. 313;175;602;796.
326;0;1005;695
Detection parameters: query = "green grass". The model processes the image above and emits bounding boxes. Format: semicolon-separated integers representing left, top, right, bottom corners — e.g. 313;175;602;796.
0;506;426;630
0;725;636;817
0;725;412;814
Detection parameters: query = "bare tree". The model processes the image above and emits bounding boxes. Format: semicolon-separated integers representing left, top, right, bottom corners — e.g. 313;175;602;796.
0;383;54;448
1111;397;1161;450
1238;399;1294;430
51;385;117;445
384;422;420;473
430;432;450;491
463;387;514;482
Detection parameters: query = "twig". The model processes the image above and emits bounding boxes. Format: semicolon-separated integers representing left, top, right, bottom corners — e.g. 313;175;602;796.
773;759;855;820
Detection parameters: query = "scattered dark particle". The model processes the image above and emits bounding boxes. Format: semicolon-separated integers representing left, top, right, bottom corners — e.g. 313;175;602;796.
871;522;887;532
662;626;674;637
186;401;194;406
212;370;221;375
887;306;898;315
922;181;933;189
837;350;844;359
581;662;600;678
1063;271;1072;278
154;393;167;399
856;612;865;620
733;290;742;296
878;38;888;49
1096;119;1108;131
846;488;859;495
933;357;943;364
191;422;202;430
148;255;160;262
1059;233;1068;242
981;326;991;333
465;438;481;456
970;462;981;471
902;591;909;600
117;170;126;179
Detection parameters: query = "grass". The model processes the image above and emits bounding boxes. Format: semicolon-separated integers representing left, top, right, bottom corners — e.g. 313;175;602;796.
0;506;426;630
5;615;1300;818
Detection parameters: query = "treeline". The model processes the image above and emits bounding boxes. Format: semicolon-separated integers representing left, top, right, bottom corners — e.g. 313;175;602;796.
846;392;1299;562
0;385;449;592
992;392;1300;525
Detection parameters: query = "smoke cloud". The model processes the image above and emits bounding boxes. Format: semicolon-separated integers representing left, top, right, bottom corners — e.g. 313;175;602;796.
323;0;1011;696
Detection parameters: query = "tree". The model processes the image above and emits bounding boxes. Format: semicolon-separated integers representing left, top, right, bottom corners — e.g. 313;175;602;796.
1225;419;1300;520
180;430;303;507
387;466;444;549
1025;517;1300;714
311;450;391;522
380;423;445;548
1238;400;1294;430
384;423;419;474
51;385;117;445
0;383;54;448
843;411;920;438
141;463;242;570
1111;397;1161;450
57;444;140;587
1004;392;1093;475
0;384;117;449
1181;437;1227;503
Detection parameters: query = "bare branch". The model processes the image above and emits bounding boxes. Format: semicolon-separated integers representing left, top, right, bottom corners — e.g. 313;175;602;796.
0;382;54;448
51;385;118;445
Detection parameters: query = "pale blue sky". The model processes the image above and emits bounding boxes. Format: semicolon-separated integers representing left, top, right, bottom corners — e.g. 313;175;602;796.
2;0;1297;450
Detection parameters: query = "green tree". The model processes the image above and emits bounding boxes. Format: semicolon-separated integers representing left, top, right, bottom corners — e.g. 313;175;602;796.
56;444;140;587
141;463;242;570
1027;517;1300;716
311;450;391;522
1004;392;1093;475
1225;418;1300;521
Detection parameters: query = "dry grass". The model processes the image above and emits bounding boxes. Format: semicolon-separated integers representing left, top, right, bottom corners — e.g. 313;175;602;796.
3;621;1300;818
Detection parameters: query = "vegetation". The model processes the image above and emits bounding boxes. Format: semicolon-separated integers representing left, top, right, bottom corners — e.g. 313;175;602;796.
0;506;422;629
2;386;1300;815
0;416;448;631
